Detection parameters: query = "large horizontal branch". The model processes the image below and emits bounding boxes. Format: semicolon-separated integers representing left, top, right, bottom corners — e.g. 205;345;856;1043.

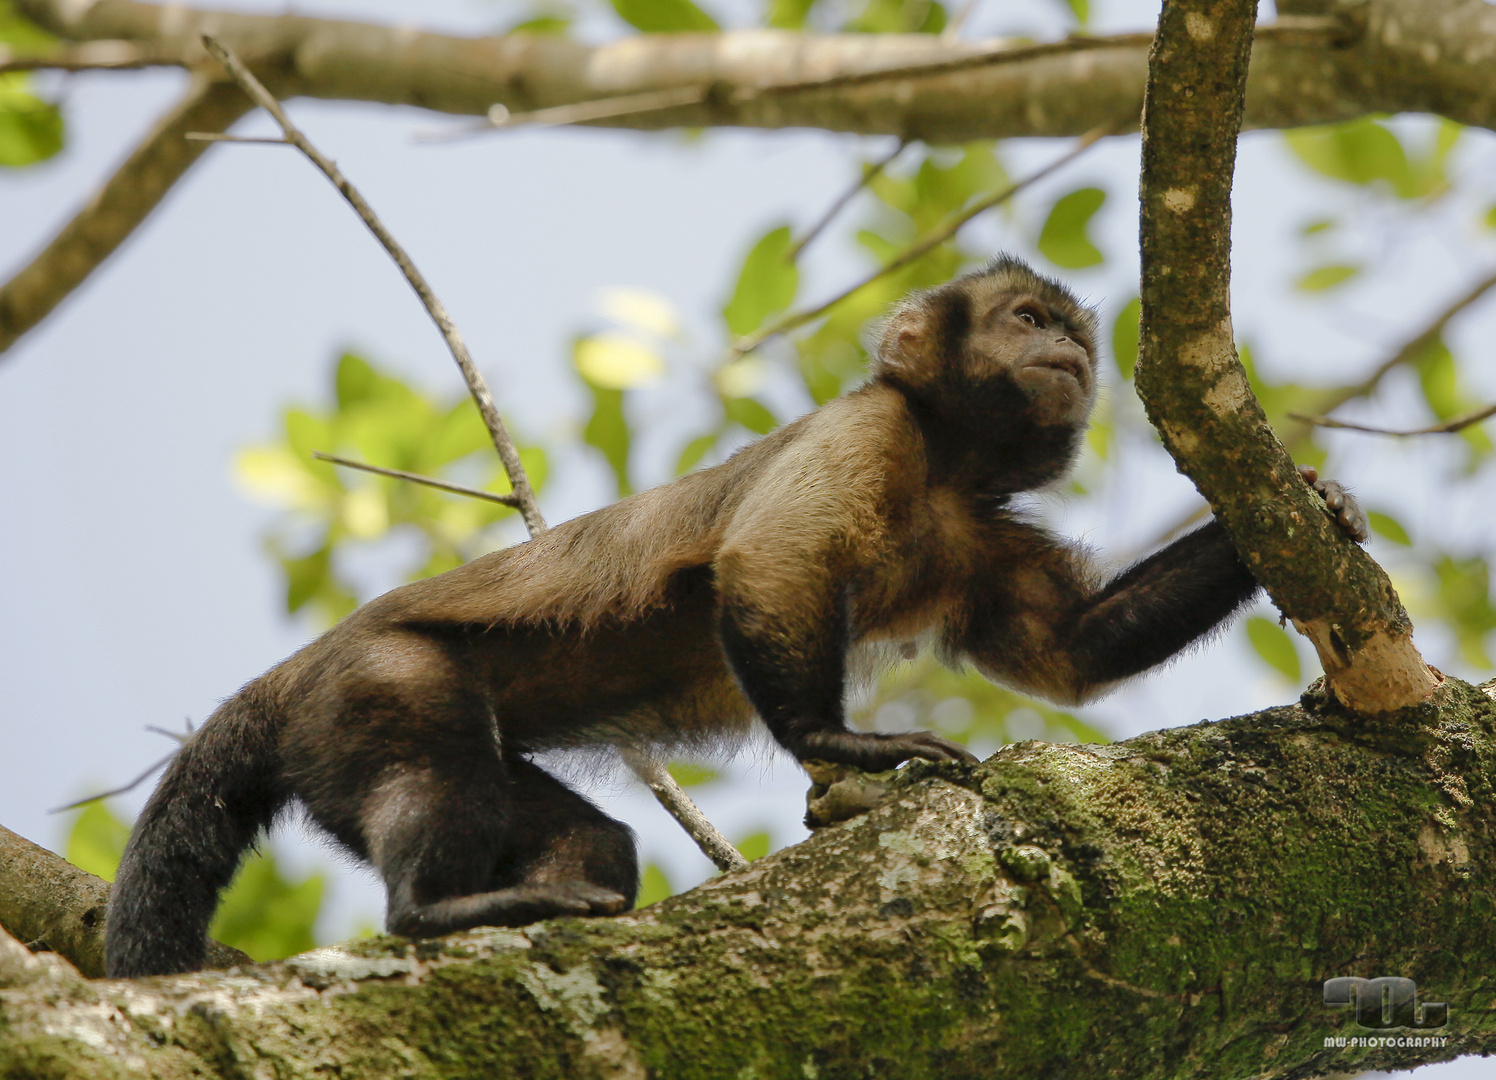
3;681;1494;1077
16;0;1496;140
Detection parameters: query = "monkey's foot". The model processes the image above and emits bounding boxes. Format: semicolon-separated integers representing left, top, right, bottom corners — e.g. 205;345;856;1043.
389;880;629;937
797;729;979;772
1298;464;1370;543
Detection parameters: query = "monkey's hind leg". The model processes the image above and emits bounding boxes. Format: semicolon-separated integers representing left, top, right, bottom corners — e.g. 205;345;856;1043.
366;752;637;939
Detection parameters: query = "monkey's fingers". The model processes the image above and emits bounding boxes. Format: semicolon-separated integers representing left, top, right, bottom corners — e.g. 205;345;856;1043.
891;730;981;764
1299;465;1370;544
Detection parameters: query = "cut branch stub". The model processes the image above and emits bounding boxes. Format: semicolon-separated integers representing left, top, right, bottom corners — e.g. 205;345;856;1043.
1134;0;1436;713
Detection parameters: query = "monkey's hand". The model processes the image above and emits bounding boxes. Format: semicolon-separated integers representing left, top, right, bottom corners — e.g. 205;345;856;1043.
797;729;979;772
1297;464;1370;543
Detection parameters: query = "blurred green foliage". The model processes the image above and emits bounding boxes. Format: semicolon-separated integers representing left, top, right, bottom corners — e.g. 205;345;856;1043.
66;800;325;963
235;352;546;626
0;4;62;169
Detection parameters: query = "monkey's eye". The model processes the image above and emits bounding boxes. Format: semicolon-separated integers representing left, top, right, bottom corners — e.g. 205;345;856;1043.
1016;307;1044;328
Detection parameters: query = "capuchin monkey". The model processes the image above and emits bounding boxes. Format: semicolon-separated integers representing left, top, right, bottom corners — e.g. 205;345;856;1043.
105;256;1368;978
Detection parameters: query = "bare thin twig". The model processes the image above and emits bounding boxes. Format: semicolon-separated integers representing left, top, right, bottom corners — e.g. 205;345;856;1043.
201;34;546;536
313;451;522;507
184;132;290;145
1288;402;1496;436
204;34;743;870
785;140;907;264
49;720;195;813
620;750;749;873
732;124;1110;356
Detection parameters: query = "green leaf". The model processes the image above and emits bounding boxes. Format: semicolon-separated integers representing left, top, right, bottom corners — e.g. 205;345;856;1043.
505;14;570;34
848;0;945;33
1300;218;1335;237
666;761;720;787
766;0;816;28
0;2;58;52
65;800;132;881
281;543;335;615
1295;264;1359;292
1367;510;1412;546
735;831;772;861
0;75;63;168
676;431;720;476
208;850;325;962
584;383;633;497
611;0;718;32
1431;555;1496;670
723;396;779;435
1484;205;1496;230
723;225;798;336
1058;0;1088;26
1283;117;1456;200
1246;616;1301;684
636;863;674;907
1037;186;1106;269
334;352;379;409
1110;296;1140;381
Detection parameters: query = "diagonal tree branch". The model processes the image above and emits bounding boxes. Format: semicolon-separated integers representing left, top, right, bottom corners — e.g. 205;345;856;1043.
0;73;251;357
1134;0;1436;714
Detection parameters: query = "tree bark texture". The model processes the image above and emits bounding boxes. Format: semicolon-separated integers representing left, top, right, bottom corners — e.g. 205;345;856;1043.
2;680;1494;1079
1133;0;1436;713
0;825;249;980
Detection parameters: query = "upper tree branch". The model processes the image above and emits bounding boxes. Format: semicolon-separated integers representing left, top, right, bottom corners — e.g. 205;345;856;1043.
16;0;1496;139
1134;0;1437;713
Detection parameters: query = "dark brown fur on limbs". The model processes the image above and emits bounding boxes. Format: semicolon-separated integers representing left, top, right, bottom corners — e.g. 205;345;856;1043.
106;257;1352;977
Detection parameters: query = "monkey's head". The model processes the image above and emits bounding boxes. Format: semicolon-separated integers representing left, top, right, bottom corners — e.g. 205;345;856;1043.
875;256;1100;430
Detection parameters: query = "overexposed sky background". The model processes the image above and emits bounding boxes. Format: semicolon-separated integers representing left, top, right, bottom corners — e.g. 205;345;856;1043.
1;1;1494;1073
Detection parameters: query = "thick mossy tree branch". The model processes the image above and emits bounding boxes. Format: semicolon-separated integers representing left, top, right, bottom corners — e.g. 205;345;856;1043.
1134;0;1437;714
2;681;1494;1078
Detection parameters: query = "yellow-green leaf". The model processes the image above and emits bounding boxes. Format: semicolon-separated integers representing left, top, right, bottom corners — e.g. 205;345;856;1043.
1295;264;1359;292
611;0;718;32
1110;296;1140;381
576;332;666;390
1037;186;1106;269
1246;616;1301;684
1367;510;1412;546
723;225;798;336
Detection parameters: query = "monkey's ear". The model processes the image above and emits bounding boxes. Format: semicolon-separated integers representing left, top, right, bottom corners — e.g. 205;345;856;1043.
874;301;938;385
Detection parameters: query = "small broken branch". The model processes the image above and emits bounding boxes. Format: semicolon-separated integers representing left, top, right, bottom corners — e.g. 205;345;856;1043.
619;751;749;873
312;451;523;507
1289;402;1496;437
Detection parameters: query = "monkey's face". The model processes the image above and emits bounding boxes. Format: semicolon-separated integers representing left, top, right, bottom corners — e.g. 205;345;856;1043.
965;292;1097;428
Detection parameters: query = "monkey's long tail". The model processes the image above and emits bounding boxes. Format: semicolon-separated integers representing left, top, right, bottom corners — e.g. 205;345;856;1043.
105;681;284;978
